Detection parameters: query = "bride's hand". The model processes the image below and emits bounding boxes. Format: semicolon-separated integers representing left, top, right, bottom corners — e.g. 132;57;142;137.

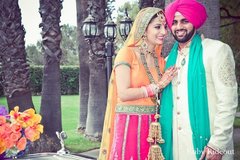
158;66;178;89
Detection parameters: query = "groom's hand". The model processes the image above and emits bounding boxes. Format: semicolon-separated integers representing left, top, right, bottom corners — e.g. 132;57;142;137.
199;146;223;160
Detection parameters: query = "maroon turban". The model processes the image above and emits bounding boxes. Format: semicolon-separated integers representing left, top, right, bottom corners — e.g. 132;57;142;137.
165;0;207;29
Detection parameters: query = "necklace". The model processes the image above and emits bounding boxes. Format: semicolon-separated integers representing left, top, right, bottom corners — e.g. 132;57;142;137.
178;43;190;67
145;50;155;57
180;52;188;66
139;47;162;84
139;47;162;103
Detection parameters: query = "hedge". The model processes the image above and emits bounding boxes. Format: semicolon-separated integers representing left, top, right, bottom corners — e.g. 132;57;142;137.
32;65;79;95
0;66;79;96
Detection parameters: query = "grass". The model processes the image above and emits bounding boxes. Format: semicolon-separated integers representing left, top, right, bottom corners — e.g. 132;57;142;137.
234;117;240;128
0;95;100;153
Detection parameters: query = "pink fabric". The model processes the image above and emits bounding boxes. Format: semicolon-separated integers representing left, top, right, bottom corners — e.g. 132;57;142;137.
165;0;207;29
109;114;155;160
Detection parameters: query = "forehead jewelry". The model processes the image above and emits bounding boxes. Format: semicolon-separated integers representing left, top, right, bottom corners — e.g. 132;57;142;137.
157;11;165;23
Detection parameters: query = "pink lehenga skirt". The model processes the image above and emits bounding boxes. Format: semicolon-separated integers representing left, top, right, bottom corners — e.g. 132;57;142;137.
109;105;155;160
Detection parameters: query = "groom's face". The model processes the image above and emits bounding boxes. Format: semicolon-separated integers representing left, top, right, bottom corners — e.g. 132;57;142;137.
171;12;195;43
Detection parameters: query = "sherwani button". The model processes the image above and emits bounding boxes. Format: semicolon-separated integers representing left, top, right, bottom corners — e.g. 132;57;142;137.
176;96;180;100
177;112;180;115
178;127;182;130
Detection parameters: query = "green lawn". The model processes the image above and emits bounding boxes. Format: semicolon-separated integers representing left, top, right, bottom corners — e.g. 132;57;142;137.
0;95;100;153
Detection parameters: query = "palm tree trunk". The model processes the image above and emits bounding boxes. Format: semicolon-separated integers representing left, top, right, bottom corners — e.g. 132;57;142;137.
198;0;220;39
0;0;34;111
76;0;89;133
153;0;165;9
139;0;153;9
84;0;107;141
36;0;63;152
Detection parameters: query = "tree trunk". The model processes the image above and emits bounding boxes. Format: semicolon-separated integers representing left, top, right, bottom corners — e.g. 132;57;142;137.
153;0;165;9
198;0;220;39
37;0;63;152
84;0;107;141
76;0;89;133
139;0;153;9
0;0;34;111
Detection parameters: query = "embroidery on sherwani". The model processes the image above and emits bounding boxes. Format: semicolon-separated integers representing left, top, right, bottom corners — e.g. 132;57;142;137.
122;115;130;159
138;115;142;160
218;56;236;87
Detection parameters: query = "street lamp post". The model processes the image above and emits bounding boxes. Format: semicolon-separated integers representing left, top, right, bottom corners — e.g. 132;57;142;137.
82;9;132;85
104;16;117;84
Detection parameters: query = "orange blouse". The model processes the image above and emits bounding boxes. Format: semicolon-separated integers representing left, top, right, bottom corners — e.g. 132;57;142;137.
114;46;166;106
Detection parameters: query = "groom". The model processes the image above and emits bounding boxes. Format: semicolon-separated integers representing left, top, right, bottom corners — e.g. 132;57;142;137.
160;0;238;160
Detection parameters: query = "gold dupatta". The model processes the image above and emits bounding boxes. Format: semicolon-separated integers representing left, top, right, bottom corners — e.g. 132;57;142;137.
98;7;165;160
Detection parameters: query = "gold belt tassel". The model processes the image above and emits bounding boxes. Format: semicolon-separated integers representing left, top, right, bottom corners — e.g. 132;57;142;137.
147;96;165;160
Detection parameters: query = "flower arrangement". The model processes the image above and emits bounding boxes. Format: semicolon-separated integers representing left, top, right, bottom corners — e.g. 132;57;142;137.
0;106;43;158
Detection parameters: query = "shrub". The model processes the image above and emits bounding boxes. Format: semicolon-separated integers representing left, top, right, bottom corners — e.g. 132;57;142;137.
30;65;79;95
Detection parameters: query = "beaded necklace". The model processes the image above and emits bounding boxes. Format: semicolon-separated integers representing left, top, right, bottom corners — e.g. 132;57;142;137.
139;47;162;86
139;46;165;160
139;46;162;106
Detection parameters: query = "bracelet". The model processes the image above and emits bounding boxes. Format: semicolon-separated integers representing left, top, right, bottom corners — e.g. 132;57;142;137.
141;84;160;97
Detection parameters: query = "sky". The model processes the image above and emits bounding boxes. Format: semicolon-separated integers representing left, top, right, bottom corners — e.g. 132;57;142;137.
19;0;130;45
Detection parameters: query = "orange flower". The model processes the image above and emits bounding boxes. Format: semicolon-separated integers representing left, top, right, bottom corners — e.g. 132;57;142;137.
9;132;21;142
9;106;21;120
1;106;43;156
0;139;6;154
5;138;15;149
16;137;27;151
11;123;22;133
17;108;41;128
0;116;6;125
25;124;43;142
3;123;12;135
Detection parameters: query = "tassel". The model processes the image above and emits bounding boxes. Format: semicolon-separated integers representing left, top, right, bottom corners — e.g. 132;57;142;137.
148;144;165;160
147;93;165;159
147;122;165;144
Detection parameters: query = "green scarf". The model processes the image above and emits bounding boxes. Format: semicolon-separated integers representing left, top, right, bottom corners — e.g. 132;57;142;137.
160;34;211;160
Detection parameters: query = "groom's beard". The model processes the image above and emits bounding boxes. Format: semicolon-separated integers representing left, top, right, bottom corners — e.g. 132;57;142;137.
172;28;195;43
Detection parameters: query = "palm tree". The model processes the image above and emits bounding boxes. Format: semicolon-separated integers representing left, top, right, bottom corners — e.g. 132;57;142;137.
139;0;153;9
153;0;165;9
84;0;107;140
77;0;107;140
76;0;89;134
0;0;34;111
198;0;220;39
37;0;63;152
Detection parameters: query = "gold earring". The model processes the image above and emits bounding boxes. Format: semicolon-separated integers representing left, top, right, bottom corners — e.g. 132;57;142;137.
141;35;148;50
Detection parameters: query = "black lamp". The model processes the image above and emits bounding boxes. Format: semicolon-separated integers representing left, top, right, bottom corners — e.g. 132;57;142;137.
119;8;132;41
82;13;98;39
104;16;117;42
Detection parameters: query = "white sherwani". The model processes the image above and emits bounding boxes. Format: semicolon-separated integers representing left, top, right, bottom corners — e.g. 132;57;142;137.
172;38;238;160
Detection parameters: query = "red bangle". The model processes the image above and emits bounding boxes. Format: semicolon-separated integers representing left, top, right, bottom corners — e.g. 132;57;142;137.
145;85;155;97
